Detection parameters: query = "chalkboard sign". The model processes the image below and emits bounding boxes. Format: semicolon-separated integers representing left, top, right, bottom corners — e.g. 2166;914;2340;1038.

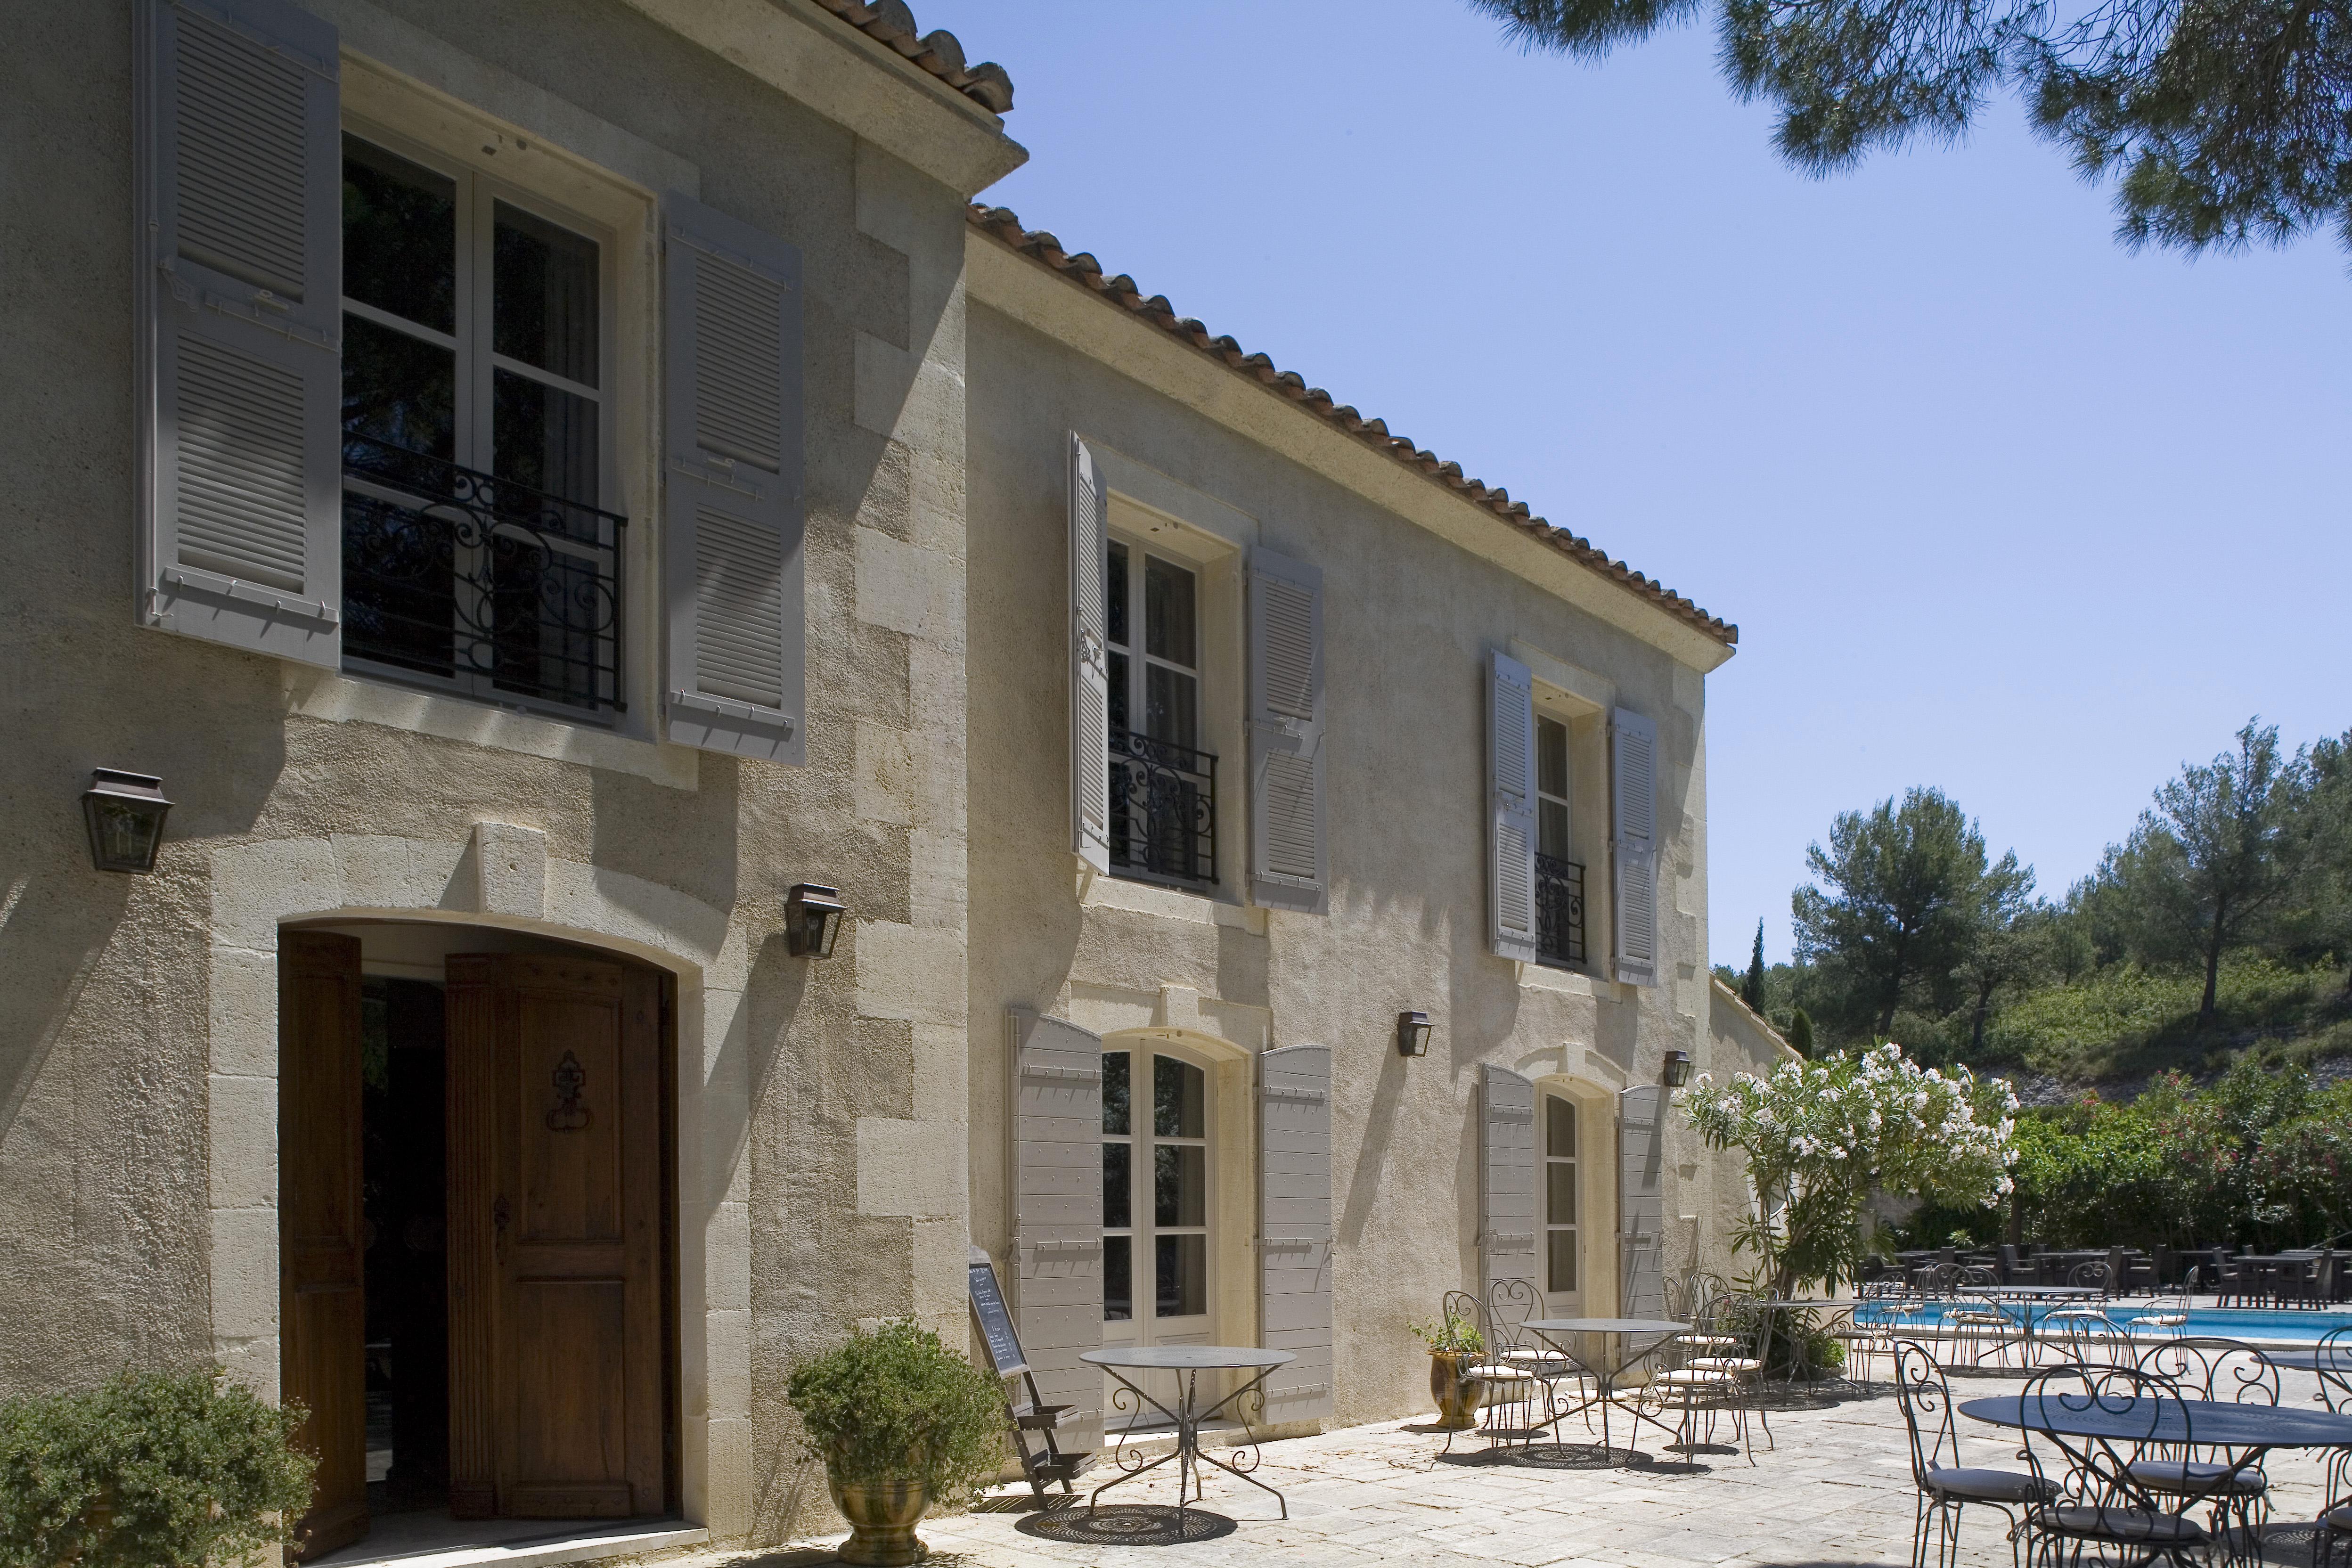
968;1250;1026;1377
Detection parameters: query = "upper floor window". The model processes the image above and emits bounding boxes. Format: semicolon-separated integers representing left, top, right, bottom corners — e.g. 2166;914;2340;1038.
1104;539;1216;889
338;132;624;720
1535;713;1586;968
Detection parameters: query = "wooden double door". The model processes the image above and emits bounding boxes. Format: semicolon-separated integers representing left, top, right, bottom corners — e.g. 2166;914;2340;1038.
281;933;672;1559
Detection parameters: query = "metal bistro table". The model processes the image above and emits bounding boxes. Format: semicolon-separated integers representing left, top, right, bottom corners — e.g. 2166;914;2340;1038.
1080;1346;1294;1525
1521;1317;1689;1462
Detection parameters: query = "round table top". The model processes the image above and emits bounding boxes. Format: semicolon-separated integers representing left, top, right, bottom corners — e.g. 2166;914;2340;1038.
1524;1317;1688;1335
2263;1347;2352;1373
1081;1345;1296;1372
1960;1394;2352;1447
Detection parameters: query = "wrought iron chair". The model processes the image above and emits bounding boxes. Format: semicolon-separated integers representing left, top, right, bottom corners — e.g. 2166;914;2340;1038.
2067;1259;2114;1297
2041;1307;2132;1368
1439;1289;1544;1455
1948;1290;2027;1372
2132;1339;2279;1553
2314;1325;2352;1415
2311;1327;2352;1568
1827;1296;1903;1391
2015;1364;2218;1568
1642;1290;1760;1464
1488;1278;1595;1436
1893;1340;2055;1568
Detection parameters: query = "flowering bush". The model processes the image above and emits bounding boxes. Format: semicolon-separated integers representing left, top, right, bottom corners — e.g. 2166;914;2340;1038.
1681;1043;2018;1295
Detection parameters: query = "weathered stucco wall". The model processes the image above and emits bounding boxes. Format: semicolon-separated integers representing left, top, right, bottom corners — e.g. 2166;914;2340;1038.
0;0;1006;1544
964;268;1749;1430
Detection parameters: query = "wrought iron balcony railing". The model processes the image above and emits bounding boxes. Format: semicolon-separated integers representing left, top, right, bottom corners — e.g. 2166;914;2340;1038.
340;434;625;718
1109;729;1217;889
1535;852;1586;969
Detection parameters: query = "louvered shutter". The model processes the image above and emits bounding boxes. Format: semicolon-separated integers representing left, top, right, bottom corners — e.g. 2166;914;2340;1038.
1010;1010;1104;1452
1069;437;1111;875
1478;1064;1537;1301
1258;1044;1333;1424
137;0;342;666
1248;548;1327;914
662;194;804;763
1617;1086;1666;1318
1611;707;1660;986
1488;652;1539;962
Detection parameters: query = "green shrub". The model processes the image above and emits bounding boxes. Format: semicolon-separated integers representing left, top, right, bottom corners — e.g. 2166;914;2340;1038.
786;1320;1004;1506
1406;1309;1483;1355
0;1366;314;1568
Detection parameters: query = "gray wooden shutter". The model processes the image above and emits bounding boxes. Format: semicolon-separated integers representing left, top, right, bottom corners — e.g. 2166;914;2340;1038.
1617;1086;1666;1317
662;193;804;763
1248;548;1327;914
137;0;342;666
1611;706;1660;985
1488;651;1539;963
1258;1044;1333;1424
1069;436;1111;875
1010;1009;1104;1451
1478;1064;1537;1300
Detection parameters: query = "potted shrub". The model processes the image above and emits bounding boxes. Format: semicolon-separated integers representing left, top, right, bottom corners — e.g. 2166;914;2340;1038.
786;1318;1006;1566
0;1365;314;1568
1408;1309;1486;1430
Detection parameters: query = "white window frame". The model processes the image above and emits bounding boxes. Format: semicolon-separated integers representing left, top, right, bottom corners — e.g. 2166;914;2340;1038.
1101;1042;1218;1349
1543;1091;1581;1312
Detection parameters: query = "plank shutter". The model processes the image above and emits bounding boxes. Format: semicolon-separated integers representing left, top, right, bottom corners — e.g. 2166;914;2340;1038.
1611;706;1660;986
137;0;343;666
1069;437;1111;874
662;194;805;763
1258;1044;1333;1423
1617;1086;1666;1318
1248;548;1327;914
1478;1064;1537;1301
280;930;368;1559
1488;651;1539;962
1010;1010;1104;1452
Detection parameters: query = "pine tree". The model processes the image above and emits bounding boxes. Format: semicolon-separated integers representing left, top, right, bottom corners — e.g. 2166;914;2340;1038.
1788;1007;1815;1058
1740;920;1767;1013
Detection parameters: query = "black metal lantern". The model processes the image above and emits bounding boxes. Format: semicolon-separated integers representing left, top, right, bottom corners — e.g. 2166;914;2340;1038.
81;769;173;874
784;883;846;958
1396;1010;1432;1058
1662;1049;1694;1087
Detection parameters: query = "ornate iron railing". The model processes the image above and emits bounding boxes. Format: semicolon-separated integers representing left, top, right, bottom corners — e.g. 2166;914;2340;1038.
1535;853;1586;968
1109;729;1217;889
340;434;625;717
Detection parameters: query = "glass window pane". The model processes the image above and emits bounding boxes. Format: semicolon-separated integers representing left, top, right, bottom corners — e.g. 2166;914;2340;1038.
1103;1143;1131;1231
1153;1056;1204;1139
1143;555;1195;667
1539;798;1571;862
342;137;455;333
1547;1229;1578;1294
492;201;599;386
342;315;455;459
493;368;599;509
1108;651;1129;737
1102;1052;1129;1135
1104;1235;1132;1322
1155;1234;1206;1319
1547;1096;1576;1159
1547;1159;1577;1226
1537;715;1569;799
1106;540;1128;650
1143;665;1197;751
1154;1143;1206;1228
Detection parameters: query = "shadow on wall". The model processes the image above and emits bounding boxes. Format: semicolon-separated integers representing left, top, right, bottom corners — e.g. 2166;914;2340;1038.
0;860;129;1145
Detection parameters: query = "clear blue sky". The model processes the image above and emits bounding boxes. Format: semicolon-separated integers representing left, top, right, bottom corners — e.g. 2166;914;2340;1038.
931;0;2352;969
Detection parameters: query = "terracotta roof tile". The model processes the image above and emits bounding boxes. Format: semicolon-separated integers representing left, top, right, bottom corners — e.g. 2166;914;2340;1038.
966;204;1735;647
807;0;1014;114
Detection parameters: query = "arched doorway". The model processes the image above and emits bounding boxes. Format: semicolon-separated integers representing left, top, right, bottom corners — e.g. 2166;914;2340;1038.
278;920;678;1560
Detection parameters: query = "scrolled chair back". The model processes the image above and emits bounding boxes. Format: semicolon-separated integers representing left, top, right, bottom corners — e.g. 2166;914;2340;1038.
1891;1339;1960;1489
2134;1336;2279;1407
2066;1260;2112;1292
1438;1289;1489;1355
1921;1261;1964;1297
2044;1307;2130;1367
2017;1363;2189;1519
1486;1278;1544;1356
1959;1264;2001;1290
2316;1325;2352;1416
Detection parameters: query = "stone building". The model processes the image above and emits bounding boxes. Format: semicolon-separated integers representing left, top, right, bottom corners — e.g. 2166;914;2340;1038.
0;0;1785;1561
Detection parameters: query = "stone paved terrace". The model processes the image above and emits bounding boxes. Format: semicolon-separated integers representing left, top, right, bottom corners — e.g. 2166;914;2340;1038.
709;1367;2347;1568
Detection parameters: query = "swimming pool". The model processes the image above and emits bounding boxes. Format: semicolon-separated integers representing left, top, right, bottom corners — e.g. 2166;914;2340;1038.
1854;1301;2352;1346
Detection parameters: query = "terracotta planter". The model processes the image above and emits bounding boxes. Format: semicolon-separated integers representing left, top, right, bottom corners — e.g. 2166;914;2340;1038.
1427;1349;1486;1430
829;1472;932;1567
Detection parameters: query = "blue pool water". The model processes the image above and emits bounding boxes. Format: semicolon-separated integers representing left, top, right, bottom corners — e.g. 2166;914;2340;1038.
1854;1302;2352;1344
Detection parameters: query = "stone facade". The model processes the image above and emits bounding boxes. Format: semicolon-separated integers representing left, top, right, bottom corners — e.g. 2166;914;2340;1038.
0;0;1778;1556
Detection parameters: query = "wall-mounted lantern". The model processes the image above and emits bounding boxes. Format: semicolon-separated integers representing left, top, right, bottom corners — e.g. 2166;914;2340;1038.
81;769;173;874
784;883;847;958
1396;1010;1432;1058
1662;1049;1694;1088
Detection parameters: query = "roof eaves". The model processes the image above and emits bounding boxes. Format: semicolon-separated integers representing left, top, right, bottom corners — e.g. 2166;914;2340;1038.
804;0;1014;113
965;204;1738;650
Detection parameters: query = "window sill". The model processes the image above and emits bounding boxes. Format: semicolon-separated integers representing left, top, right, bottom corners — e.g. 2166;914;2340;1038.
1516;961;1625;1000
1078;860;1267;934
286;668;697;791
